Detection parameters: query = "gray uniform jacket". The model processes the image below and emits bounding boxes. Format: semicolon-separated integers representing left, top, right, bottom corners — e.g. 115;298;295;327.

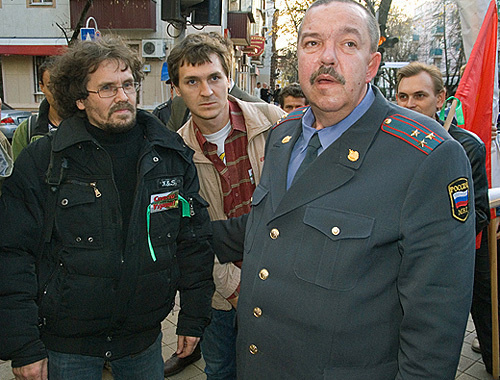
213;88;476;379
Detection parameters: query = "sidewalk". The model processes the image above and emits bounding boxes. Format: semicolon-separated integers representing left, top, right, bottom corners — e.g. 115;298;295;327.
0;313;493;380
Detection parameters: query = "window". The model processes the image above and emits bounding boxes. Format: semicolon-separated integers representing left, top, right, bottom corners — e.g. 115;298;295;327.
27;0;55;7
33;56;48;103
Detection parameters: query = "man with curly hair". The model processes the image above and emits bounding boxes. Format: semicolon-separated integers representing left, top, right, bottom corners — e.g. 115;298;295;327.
0;35;214;380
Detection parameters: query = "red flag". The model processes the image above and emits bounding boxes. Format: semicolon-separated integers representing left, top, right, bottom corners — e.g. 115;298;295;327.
455;0;498;189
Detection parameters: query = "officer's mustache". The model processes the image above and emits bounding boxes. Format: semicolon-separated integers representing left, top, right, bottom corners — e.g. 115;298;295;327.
310;66;346;85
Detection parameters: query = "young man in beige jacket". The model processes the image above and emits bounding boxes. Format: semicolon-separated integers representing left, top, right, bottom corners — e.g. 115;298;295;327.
164;32;284;379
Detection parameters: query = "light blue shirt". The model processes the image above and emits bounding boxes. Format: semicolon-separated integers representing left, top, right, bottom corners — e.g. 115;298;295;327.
287;85;375;189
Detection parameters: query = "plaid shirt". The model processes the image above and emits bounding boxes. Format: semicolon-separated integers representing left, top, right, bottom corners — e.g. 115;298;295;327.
194;100;255;218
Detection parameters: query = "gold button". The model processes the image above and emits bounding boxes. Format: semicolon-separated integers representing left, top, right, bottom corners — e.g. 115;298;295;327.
384;118;392;124
253;307;262;318
270;228;279;239
249;344;258;355
331;227;340;236
259;269;269;280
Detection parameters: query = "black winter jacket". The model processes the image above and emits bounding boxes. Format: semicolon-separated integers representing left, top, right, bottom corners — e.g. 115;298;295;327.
0;110;214;367
447;123;490;234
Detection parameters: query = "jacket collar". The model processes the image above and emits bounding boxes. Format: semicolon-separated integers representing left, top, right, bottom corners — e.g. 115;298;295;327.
270;87;391;218
178;96;279;164
51;109;187;153
35;98;51;130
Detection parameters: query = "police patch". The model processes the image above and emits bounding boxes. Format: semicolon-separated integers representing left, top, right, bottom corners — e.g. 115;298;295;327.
149;190;179;213
448;178;469;222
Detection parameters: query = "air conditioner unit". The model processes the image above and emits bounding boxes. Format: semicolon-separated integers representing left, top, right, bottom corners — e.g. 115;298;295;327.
142;40;165;58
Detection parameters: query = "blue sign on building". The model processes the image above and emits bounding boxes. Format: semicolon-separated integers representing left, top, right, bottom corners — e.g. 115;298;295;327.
80;28;96;41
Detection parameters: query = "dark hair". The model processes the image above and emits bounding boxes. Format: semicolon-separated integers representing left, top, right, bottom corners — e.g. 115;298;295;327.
38;57;56;85
167;32;233;87
396;62;444;95
298;0;380;53
279;83;307;108
50;35;143;119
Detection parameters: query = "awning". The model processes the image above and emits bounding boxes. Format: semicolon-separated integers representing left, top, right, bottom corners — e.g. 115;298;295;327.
0;38;68;56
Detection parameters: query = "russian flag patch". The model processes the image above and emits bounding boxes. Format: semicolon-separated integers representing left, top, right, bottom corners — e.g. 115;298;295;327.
448;178;469;222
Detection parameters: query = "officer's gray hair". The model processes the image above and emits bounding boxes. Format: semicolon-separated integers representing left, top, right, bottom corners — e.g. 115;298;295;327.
298;0;380;53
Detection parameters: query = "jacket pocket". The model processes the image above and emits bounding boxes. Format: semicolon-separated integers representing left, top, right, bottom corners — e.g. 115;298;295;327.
38;261;66;324
324;361;397;380
294;206;374;291
244;184;269;254
55;182;103;249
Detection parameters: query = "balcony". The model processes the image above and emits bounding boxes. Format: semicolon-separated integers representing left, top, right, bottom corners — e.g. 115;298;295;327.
432;26;444;36
70;0;156;30
430;48;443;57
227;11;253;46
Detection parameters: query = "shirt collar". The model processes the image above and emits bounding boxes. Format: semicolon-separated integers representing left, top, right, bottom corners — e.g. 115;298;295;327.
303;84;375;132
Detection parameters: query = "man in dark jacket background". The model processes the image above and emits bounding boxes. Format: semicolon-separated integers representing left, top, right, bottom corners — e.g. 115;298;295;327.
0;35;214;380
396;61;492;373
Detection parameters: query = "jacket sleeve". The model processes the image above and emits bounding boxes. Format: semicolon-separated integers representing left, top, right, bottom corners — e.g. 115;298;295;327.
213;258;240;300
175;157;215;338
396;139;475;379
11;119;29;161
466;139;490;234
0;144;50;367
211;214;248;263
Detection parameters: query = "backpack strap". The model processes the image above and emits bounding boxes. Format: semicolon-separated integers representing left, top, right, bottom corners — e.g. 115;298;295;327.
43;136;68;243
27;114;38;145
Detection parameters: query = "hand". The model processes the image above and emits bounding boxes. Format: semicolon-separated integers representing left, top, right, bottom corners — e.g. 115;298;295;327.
176;335;200;358
12;358;48;380
228;295;239;309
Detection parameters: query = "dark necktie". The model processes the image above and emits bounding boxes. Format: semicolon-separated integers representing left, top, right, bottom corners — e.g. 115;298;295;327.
292;133;321;184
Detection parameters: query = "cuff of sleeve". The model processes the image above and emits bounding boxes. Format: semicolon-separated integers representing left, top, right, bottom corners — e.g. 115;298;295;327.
227;283;241;300
10;340;47;368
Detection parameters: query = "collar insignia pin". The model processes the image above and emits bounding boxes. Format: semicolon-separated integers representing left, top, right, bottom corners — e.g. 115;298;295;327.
348;149;359;162
282;136;292;144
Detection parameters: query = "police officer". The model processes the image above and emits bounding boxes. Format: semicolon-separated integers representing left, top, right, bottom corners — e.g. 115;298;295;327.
212;0;476;378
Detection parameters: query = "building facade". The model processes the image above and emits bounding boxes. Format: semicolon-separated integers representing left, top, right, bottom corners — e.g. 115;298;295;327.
0;0;273;111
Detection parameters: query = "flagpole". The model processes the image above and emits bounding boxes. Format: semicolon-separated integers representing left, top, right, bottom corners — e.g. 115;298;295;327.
489;217;499;379
443;99;457;131
489;187;500;378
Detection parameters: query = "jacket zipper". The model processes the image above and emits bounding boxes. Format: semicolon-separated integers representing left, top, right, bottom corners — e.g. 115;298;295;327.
65;179;101;198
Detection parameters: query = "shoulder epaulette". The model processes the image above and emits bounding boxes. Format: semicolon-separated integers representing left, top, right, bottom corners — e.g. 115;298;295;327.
381;114;444;155
272;106;309;129
156;102;169;110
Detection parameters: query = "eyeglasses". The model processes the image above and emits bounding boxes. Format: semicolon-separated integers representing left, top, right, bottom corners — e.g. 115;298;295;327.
87;82;140;98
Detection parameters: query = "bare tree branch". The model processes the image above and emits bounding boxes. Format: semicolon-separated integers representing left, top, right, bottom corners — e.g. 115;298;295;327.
55;22;70;44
